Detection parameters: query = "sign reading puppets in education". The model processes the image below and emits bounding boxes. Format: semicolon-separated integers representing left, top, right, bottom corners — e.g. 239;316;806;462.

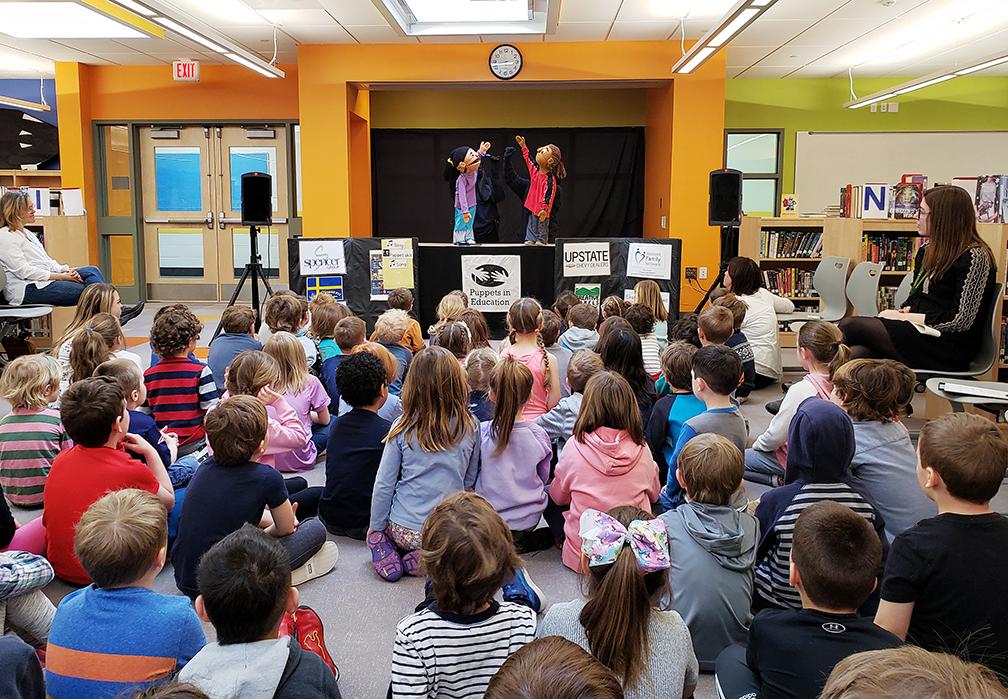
461;255;521;312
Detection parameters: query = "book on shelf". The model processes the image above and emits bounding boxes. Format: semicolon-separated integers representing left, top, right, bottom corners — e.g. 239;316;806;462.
862;235;924;271
976;175;1003;224
901;173;928;192
892;182;922;219
760;230;823;259
781;194;798;218
862;183;888;219
761;268;817;298
879;286;899;312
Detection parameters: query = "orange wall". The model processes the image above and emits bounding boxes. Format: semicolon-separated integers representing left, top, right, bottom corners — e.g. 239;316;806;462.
55;62;96;263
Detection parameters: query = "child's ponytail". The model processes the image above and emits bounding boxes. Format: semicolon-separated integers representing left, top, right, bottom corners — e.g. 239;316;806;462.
69;313;121;384
546;144;567;179
507;297;552;392
489;357;533;455
797;320;850;379
578;506;670;690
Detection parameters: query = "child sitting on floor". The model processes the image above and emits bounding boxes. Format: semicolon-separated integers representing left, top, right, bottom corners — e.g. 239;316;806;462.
143;305;219;457
540;309;572;398
263;293;318;372
180;526;342;698
559;303;599;353
308;301;349;363
533;348;604;454
172;395;334;599
830;359;936;541
646;342;705;486
715;501;900;699
391;492;536;699
875;413;1008;682
625;303;661;377
206;306;261;394
319;352;391;540
0;355;69;507
711;293;755;401
373;309;413;395
660;434;757;671
45;376;174;584
698;305;752;401
386;288;425;353
321;316;366;404
45;490;206;699
465;347;497;422
485;636;625;699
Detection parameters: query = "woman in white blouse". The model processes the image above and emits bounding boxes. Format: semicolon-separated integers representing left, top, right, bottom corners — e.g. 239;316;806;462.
0;190;108;307
724;256;794;388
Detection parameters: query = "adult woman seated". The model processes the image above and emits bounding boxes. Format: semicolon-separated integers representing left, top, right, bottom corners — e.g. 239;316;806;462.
0;190;136;312
839;186;997;372
724;256;795;389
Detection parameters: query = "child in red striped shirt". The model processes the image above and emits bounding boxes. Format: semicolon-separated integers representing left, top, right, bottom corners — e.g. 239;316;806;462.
0;355;70;506
143;305;218;457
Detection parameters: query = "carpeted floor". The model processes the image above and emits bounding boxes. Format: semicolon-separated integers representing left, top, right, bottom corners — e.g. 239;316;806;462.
6;302;1003;699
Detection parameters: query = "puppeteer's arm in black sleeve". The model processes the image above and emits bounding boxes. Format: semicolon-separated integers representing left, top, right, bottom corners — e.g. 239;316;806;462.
503;146;530;200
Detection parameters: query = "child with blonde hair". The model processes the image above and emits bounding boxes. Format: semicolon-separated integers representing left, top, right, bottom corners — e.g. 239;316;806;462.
547;372;661;572
476;357;553;554
634;279;670;350
501;297;561;420
374;308;412;395
368;346;480;581
746;320;850;487
429;291;467;335
263;293;318;371
63;312;139;395
0;355;69;506
263;332;331;472
386;288;425;353
465;346;497;422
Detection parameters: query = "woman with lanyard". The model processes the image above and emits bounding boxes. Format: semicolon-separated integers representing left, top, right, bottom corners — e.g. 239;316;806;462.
839;185;997;371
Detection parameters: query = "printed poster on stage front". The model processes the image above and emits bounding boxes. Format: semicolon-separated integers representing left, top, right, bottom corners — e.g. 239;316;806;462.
626;242;672;280
461;255;521;312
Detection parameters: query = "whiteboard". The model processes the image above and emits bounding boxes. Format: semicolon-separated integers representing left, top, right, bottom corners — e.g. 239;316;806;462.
795;131;1008;215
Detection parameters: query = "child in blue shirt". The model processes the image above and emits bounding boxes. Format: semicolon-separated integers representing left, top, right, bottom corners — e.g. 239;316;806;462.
646;341;707;486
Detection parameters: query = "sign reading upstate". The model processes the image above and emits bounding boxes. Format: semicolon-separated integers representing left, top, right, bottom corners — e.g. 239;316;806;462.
562;242;611;277
461;255;521;312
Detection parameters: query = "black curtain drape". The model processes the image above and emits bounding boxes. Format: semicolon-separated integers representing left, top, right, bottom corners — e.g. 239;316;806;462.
371;127;645;243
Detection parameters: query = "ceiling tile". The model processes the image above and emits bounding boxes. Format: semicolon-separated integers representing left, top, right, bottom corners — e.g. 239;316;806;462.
256;8;337;27
758;0;849;22
733;19;815;47
244;0;325;10
607;21;681;41
316;0;390;26
282;25;355;43
828;0;929;21
342;25;416;43
546;22;609;41
163;0;270;27
726;46;779;64
732;65;791;78
782;18;875;48
558;0;622;24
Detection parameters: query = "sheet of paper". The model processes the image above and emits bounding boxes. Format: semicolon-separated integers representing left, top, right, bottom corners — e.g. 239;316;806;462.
61;188;85;216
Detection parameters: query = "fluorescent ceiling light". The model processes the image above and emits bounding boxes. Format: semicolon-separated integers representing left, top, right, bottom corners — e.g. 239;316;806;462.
0;2;147;39
403;0;530;23
893;74;954;95
708;8;758;47
112;0;154;16
154;16;227;53
956;56;1008;75
0;95;51;113
846;92;896;109
672;0;777;74
225;52;278;79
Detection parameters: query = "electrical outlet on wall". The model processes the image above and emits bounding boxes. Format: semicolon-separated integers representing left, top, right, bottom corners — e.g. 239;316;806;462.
880;102;888;112
685;267;697;280
699;267;708;279
888;102;899;112
870;103;877;112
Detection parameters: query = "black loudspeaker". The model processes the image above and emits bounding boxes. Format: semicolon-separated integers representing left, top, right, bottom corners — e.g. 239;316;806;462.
709;169;743;226
241;172;272;226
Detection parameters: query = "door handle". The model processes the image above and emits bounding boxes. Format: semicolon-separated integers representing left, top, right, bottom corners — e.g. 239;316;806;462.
144;217;214;225
219;211;226;230
207;212;214;229
220;217;288;225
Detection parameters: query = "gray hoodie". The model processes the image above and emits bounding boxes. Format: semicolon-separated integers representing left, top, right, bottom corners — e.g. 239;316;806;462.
179;637;341;699
558;327;598;353
660;502;758;671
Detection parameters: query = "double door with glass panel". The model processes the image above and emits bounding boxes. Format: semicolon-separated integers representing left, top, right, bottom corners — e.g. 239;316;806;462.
139;125;289;301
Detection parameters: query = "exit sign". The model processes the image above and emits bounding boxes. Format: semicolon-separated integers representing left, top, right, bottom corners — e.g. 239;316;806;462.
173;60;200;82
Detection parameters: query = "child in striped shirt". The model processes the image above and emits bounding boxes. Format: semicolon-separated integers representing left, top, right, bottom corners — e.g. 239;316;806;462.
143;305;218;457
391;492;536;699
0;355;70;506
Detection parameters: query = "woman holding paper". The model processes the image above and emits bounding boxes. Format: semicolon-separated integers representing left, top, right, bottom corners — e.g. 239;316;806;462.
0;190;109;307
840;186;997;371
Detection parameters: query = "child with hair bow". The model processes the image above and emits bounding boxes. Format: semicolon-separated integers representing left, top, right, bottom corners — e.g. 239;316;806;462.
537;506;699;699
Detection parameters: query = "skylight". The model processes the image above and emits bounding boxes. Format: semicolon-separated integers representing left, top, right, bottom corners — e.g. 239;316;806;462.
403;0;531;23
0;2;148;39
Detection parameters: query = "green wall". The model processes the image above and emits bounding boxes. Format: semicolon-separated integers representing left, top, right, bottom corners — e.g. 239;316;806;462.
725;76;1008;195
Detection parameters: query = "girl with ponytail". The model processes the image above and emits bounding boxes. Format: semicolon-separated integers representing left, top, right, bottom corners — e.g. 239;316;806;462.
500;297;561;420
745;319;851;487
65;313;137;394
475;356;553;553
538;505;699;699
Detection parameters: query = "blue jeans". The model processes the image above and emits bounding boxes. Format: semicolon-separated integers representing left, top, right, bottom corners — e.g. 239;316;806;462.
21;266;105;306
311;422;330;452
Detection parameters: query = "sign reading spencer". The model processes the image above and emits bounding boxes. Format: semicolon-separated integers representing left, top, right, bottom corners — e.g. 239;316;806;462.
562;242;611;277
461;255;522;312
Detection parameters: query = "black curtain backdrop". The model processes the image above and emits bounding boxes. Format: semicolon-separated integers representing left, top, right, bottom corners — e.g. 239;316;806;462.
371;127;645;243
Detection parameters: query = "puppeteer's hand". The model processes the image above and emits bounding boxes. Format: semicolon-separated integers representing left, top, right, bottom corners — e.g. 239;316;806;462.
479;141;491;154
538;209;548;222
515;135;525;149
503;146;516;159
462;212;472;223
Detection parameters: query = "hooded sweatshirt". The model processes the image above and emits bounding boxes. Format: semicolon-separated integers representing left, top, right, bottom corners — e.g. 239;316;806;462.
661;502;759;671
550;426;660;570
754;398;889;612
180;636;341;699
558;327;598;353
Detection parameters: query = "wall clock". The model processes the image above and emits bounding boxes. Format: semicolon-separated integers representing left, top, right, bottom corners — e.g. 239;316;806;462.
489;44;522;80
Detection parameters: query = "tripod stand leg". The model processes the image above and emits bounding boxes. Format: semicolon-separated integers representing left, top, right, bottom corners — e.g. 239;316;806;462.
213;263;255;340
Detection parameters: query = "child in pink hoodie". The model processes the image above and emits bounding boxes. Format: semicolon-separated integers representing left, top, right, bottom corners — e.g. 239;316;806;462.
547;371;661;571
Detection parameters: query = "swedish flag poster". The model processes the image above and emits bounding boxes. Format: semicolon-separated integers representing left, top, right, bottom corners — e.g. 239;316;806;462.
307;276;343;301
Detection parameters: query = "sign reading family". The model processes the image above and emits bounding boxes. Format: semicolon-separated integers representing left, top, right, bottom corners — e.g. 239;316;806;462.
562;242;611;277
626;242;672;280
298;239;347;277
461;255;522;312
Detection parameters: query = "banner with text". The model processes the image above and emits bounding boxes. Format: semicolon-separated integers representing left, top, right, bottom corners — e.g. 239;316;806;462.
461;255;522;312
626;242;673;280
562;241;611;277
299;239;347;276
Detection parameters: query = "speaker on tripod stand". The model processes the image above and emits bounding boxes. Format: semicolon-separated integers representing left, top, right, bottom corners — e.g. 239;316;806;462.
213;172;275;338
694;169;743;313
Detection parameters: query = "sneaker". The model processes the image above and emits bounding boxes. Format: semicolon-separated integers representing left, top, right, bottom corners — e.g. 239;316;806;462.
278;611;297;639
765;399;783;415
402;550;422;577
367;530;402;582
118;301;145;326
502;568;544;613
514;528;557;554
293;605;340;680
291;541;338;586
